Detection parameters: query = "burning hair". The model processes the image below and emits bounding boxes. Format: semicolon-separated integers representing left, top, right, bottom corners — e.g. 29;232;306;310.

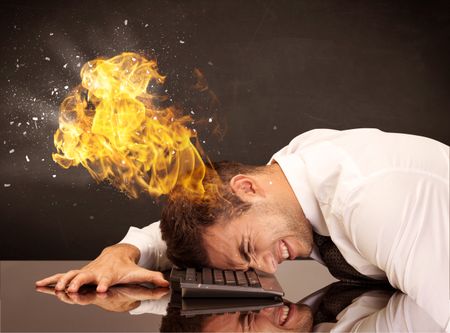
160;161;264;268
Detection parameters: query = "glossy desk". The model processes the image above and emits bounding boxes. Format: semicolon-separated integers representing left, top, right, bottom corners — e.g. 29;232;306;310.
1;260;334;332
1;261;443;332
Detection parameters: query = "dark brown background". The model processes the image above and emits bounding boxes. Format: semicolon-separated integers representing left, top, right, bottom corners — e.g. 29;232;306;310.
1;0;449;259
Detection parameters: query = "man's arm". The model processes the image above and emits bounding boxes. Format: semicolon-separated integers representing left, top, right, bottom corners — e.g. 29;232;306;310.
35;221;170;292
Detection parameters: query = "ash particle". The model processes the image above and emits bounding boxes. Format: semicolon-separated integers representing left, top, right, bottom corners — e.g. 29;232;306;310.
9;149;15;154
44;57;50;61
4;184;11;188
124;19;128;26
25;155;30;162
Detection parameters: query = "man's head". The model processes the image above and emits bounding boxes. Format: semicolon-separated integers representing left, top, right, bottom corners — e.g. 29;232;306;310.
160;161;313;273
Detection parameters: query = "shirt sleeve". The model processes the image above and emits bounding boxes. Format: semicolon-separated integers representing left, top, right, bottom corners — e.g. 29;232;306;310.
118;221;172;271
344;171;450;329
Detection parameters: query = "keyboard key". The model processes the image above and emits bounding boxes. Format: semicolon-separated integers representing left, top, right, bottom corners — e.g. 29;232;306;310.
213;269;224;284
245;270;261;288
235;271;248;286
185;268;196;283
202;268;213;284
224;270;236;285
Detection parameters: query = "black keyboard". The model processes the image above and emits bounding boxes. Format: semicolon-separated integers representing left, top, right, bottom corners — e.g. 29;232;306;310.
170;267;284;298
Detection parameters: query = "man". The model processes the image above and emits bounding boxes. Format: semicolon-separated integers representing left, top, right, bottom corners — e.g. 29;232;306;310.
36;128;450;328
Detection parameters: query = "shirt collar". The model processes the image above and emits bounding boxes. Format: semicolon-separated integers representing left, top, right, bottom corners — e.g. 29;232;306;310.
270;153;329;236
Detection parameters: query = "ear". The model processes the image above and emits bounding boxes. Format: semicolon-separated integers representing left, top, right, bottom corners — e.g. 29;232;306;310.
229;175;264;201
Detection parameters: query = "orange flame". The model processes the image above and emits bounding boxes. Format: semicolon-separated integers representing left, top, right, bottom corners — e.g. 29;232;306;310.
52;52;206;199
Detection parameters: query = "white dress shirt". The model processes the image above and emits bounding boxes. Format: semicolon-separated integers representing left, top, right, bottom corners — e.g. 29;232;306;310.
120;128;449;329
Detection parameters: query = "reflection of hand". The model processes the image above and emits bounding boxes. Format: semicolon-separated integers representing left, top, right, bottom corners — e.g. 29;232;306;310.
35;244;169;292
36;284;169;313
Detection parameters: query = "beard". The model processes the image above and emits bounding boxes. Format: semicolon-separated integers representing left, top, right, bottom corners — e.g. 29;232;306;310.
252;199;313;257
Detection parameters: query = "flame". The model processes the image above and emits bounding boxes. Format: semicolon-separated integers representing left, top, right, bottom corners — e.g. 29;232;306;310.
52;52;207;199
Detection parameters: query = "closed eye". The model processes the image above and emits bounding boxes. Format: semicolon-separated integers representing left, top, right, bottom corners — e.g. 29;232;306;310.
240;240;251;264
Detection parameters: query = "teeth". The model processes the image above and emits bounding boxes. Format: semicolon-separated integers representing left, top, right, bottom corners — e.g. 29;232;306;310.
280;241;289;259
280;305;290;324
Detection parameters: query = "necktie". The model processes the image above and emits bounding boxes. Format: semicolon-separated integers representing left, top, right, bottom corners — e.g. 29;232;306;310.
313;231;386;285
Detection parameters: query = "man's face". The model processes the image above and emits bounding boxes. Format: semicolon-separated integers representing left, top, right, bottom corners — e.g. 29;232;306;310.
203;201;311;273
201;302;313;332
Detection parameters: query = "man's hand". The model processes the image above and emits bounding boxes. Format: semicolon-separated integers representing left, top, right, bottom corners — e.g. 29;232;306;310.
36;284;169;313
35;243;169;292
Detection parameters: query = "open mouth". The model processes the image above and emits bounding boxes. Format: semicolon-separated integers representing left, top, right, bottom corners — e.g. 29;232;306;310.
279;303;296;327
279;305;290;325
278;239;295;263
280;240;290;260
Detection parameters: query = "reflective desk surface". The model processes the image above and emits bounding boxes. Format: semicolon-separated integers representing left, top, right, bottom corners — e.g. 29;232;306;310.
1;261;444;332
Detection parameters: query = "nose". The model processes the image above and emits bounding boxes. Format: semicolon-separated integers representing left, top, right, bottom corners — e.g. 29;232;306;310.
250;252;277;274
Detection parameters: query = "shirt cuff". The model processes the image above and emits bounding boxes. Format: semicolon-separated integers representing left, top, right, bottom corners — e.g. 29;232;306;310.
129;294;170;316
119;226;155;267
118;222;172;270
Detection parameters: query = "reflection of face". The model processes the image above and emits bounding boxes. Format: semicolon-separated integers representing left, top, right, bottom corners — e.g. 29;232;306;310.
203;201;312;273
202;303;313;332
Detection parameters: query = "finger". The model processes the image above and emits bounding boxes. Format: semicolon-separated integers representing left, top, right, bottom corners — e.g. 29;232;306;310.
130;269;170;287
66;272;95;293
120;286;170;300
65;292;95;305
35;273;64;286
35;286;57;295
55;290;75;305
147;287;170;300
96;276;113;293
55;270;80;291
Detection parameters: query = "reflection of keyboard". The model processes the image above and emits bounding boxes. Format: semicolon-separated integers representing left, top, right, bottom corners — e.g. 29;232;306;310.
169;267;284;298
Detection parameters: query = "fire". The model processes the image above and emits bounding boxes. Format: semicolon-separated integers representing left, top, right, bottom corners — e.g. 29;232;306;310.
52;52;207;199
